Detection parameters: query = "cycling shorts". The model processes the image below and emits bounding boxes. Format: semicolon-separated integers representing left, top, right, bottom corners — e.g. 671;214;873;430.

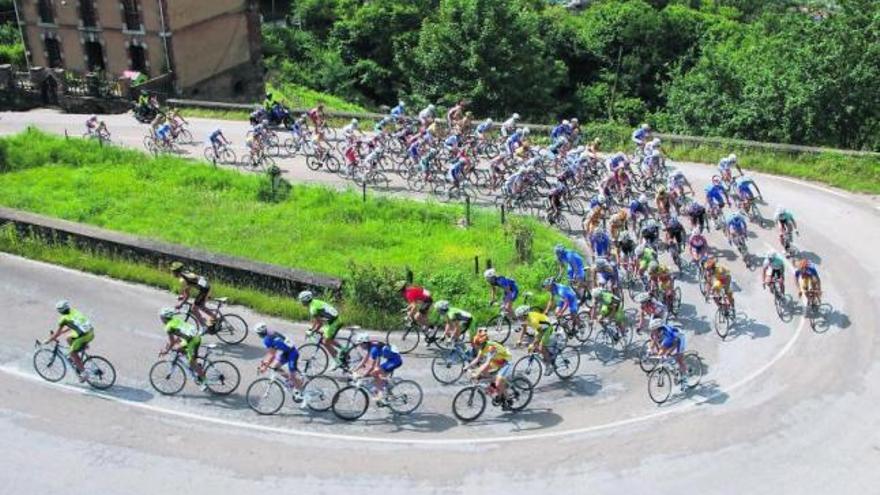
567;265;586;282
557;298;579;315
193;288;210;306
593;239;610;257
68;330;94;353
661;332;684;354
322;317;342;340
494;362;513;380
503;285;519;303
183;335;202;361
274;348;300;373
380;354;403;373
417;297;433;314
537;325;554;347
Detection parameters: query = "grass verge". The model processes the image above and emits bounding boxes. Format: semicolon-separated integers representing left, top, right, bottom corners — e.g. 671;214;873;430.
0;130;565;329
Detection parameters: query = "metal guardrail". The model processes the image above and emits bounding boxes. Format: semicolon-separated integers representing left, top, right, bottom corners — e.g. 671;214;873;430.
167;98;880;158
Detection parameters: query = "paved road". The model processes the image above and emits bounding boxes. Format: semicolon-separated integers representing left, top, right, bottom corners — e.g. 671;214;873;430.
1;109;879;494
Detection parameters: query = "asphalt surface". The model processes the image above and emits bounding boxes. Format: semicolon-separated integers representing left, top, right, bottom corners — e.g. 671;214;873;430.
1;109;879;494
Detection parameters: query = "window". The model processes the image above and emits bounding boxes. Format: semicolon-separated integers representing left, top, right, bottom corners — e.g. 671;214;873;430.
84;41;105;71
121;0;142;31
129;45;147;73
45;38;62;68
80;0;98;28
37;0;54;24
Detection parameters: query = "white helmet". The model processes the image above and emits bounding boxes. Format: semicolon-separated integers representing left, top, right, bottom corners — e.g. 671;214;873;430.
297;290;314;303
512;113;521;120
728;153;737;162
649;318;665;331
351;118;359;126
159;307;176;321
436;300;450;312
486;118;493;124
398;100;405;107
55;300;70;314
591;287;604;299
428;104;436;111
522;127;530;135
352;333;370;346
255;322;270;337
562;119;570;126
514;305;530;319
571;118;579;124
595;256;609;268
652;138;661;146
639;193;648;203
483;268;497;281
634;292;651;304
775;206;784;217
641;123;650;130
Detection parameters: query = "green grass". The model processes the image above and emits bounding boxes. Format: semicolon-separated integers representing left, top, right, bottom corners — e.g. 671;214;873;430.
177;108;252;122
0;130;566;328
266;82;369;113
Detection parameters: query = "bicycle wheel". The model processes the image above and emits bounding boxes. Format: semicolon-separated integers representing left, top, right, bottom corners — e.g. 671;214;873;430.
774;293;786;319
305;155;323;171
431;352;466;385
387;379;423;415
485;314;512;344
302;375;338;412
246;378;286;415
325;155;342;174
299;344;329;377
647;368;672;404
512;355;543;387
203;147;217;163
215;313;248;345
671;287;682;315
592;329;619;364
178;129;194;144
638;340;659;373
220;148;236;165
204;360;240;395
714;307;730;339
507;376;534;411
385;327;420;354
149;360;187;395
682;352;703;389
33;348;67;382
83;355;116;390
452;386;486;422
332;386;369;421
553;346;581;380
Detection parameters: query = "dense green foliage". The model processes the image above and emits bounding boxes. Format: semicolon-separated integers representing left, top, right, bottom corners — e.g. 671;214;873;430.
0;131;568;328
266;0;879;150
0;23;24;67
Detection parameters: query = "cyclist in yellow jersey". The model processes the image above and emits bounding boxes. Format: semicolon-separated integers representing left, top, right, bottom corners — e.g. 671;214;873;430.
609;209;628;239
513;306;557;375
467;329;513;405
705;258;735;308
47;300;94;381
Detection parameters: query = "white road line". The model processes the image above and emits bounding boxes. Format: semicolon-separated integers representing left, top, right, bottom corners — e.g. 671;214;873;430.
771;175;850;200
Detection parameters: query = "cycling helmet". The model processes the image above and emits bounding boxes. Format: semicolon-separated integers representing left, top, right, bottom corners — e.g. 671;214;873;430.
297;290;314;304
562;119;570;126
255;322;269;337
554;244;566;256
634;292;650;304
428;104;436;111
170;261;184;273
55;300;70;314
522;127;530;135
728;153;737;162
652;138;661;146
514;305;530;319
472;330;489;347
765;250;779;260
657;186;667;194
398;100;405;107
638;193;648;203
711;175;722;185
486;118;493;124
647;261;659;274
435;300;450;313
512;113;521;120
394;280;408;293
635;245;645;257
352;333;370;346
596;194;606;204
159;307;176;321
351;118;359;126
690;228;701;237
590;287;604;299
542;277;556;288
775;206;784;217
641;123;651;131
483;268;497;281
571;118;579;124
649;318;664;331
595;256;609;268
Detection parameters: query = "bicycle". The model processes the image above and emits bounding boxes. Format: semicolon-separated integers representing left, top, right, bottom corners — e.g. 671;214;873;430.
298;328;366;378
731;233;753;269
305;145;342;173
203;142;237;165
452;374;534;422
241;147;277;171
331;374;423;421
83;127;111;144
647;353;703;404
803;289;824;331
429;340;476;385
590;318;632;363
179;297;248;345
512;334;581;387
245;368;338;415
32;339;116;390
711;291;736;339
148;344;240;396
781;227;799;258
767;273;788;319
385;315;448;354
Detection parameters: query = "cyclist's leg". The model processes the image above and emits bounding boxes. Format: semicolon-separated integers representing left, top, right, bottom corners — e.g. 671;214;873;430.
186;336;204;379
67;331;93;373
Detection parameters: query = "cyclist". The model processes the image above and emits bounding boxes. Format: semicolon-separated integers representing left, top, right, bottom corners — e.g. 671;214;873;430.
500;113;520;138
513;305;556;376
592;257;619;293
543;278;580;327
735;175;763;205
306;103;325;133
467;329;514;407
636;244;658;278
484;269;519;317
390;100;406;120
590;227;612;259
170;261;216;329
705;258;734;309
446;152;468;191
705;177;731;212
589;287;625;334
297;291;344;365
155;120;173;148
725;210;749;247
632;123;651;151
608;209;629;240
629;193;651;231
208;128;230;158
255;323;308;407
640;218;661;248
352;334;402;405
446;100;465;129
647;262;675;305
775;206;799;253
505;127;526;157
46;300;94;381
688;228;710;264
655;186;672;218
685;200;708;233
635;293;667;330
794;259;822;300
341;118;363;141
667;169;695;207
664;215;686;253
547;182;567;220
649;319;688;390
436;300;475;344
614;230;637;267
718;153;742;183
554;244;587;290
158;307;206;391
583;196;607;236
398;281;432;328
85;114;108;138
418;104;436;127
474;118;493;140
763;251;787;296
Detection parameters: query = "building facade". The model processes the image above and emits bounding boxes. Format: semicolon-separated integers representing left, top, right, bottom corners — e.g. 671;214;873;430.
14;0;264;101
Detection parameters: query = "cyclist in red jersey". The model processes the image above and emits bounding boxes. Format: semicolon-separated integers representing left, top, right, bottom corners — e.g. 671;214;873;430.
397;281;433;327
307;104;325;133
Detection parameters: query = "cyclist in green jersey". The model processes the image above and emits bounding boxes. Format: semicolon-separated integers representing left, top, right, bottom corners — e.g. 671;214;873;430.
170;261;217;330
514;305;556;375
298;291;343;362
435;300;474;343
158;307;207;390
47;300;94;381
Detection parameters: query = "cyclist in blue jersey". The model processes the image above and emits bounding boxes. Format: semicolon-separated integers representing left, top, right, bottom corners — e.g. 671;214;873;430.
794;259;821;300
725;210;748;246
255;323;309;407
208;129;229;157
632;123;651;149
506;128;525;156
446;154;468;189
705;177;731;210
629;194;651;230
352;334;402;405
407;139;422;162
484;269;519;316
717;153;742;183
592;256;619;292
543;278;580;326
554;244;586;286
390;100;406;120
649;319;687;389
590;228;611;259
685;201;707;233
735;175;763;204
474;118;493;139
444;133;462;152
